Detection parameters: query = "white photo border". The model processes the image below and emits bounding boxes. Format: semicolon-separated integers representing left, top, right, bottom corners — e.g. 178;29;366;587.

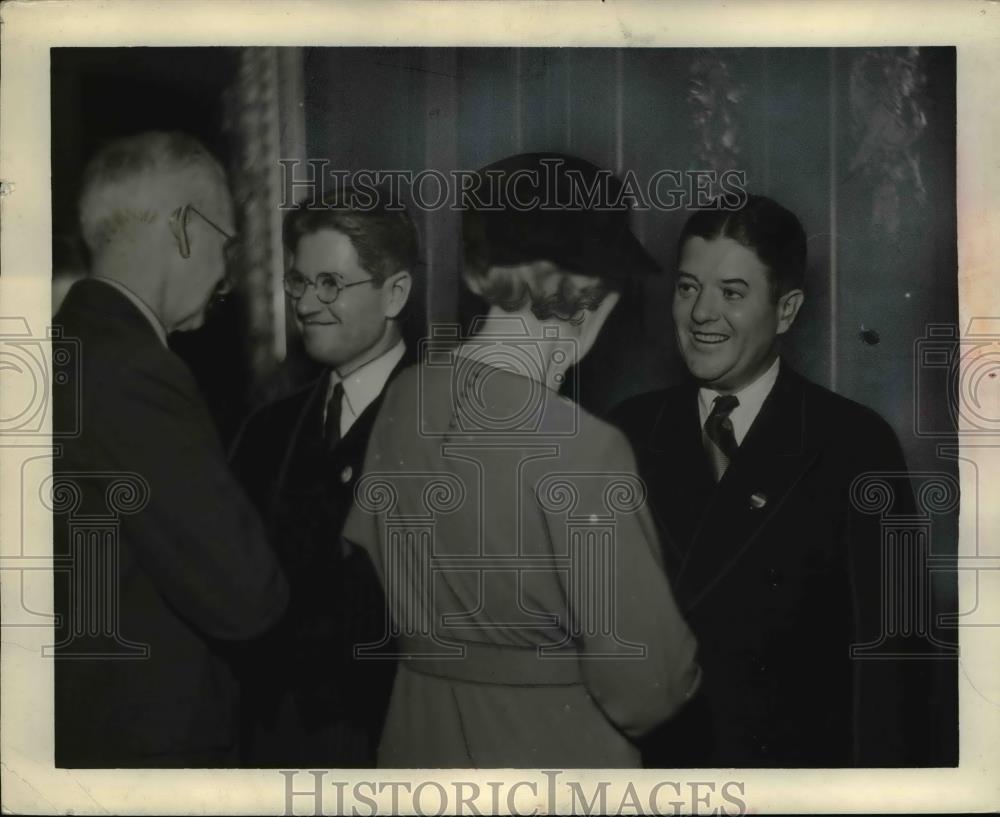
1;1;997;814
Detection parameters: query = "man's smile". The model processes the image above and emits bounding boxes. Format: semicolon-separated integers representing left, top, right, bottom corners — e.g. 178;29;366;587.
690;330;730;346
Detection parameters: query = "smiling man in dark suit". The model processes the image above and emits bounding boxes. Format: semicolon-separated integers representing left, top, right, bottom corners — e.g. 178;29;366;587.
53;131;289;767
229;193;417;767
611;195;938;767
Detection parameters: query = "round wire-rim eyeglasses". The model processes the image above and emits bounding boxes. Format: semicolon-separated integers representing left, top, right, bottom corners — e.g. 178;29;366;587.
282;270;376;304
169;204;241;299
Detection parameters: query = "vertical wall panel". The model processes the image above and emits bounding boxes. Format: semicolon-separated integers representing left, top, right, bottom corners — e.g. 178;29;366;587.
305;47;425;171
456;48;520;170
835;48;956;475
753;48;834;391
422;49;460;328
566;48;618;171
518;49;570;152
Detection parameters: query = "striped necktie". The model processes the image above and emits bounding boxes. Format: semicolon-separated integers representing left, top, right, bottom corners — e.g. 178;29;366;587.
704;394;740;482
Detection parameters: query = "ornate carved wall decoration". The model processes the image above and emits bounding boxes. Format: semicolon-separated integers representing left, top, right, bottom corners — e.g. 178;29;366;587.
222;47;286;387
687;51;746;182
847;47;928;239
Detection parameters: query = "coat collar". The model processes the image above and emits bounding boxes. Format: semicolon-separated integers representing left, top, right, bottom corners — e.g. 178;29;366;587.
58;278;164;345
614;380;711;577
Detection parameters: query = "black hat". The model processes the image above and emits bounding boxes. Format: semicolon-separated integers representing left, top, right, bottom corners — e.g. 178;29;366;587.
463;152;659;281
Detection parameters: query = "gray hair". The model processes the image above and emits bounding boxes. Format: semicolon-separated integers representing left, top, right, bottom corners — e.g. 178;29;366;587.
78;131;228;252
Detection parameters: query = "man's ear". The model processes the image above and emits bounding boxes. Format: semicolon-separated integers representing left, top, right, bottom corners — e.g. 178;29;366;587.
776;288;804;335
382;270;413;319
168;205;192;259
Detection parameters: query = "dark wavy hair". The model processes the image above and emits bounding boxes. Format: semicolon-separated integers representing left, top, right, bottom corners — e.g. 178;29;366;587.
283;190;418;285
676;195;806;301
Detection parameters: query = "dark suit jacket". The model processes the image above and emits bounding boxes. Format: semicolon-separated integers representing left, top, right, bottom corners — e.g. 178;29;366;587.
228;353;408;767
610;363;949;767
52;279;289;768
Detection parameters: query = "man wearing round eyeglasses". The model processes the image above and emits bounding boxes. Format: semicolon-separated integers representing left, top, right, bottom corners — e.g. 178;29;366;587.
282;217;411;374
52;131;289;767
229;191;417;767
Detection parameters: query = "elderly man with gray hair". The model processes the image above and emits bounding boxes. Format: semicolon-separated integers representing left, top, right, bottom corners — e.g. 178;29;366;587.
52;130;288;767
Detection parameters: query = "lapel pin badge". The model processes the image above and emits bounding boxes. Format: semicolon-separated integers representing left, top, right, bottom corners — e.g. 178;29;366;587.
750;492;768;510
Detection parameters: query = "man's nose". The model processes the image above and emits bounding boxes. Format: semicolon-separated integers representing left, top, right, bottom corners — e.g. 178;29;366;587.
294;282;324;316
690;288;719;324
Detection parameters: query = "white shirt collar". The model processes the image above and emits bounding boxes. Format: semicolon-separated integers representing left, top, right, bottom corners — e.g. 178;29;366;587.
325;339;406;437
92;276;168;347
697;357;781;446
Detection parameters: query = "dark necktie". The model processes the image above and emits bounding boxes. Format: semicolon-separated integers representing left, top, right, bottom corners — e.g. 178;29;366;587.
324;381;344;450
704;394;740;482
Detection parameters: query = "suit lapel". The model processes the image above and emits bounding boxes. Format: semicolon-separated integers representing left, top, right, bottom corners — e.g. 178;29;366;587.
340;351;412;451
643;384;716;573
334;386;385;461
269;351;412;563
675;366;822;611
268;376;328;529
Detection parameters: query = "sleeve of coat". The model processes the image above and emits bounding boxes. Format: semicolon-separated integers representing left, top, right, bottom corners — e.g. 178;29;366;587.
227;406;269;513
537;420;701;740
93;350;289;640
